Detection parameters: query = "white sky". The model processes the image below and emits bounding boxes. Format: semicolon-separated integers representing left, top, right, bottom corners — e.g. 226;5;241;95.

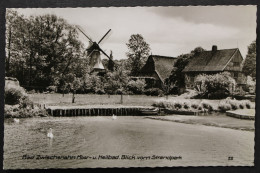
14;6;256;60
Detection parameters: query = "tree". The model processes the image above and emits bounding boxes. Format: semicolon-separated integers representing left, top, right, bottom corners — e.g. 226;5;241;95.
104;67;130;94
126;34;151;76
242;40;256;78
5;9;28;77
108;50;115;72
5;10;87;90
167;47;205;94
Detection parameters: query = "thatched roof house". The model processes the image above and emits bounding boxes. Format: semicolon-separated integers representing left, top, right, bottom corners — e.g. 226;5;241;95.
183;45;246;89
137;55;177;88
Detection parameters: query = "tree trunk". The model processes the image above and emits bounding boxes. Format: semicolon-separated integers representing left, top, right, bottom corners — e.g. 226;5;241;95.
120;94;123;104
72;90;75;103
6;27;12;76
29;53;32;86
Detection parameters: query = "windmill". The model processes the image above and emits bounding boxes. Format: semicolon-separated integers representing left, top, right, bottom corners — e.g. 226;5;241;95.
76;26;115;75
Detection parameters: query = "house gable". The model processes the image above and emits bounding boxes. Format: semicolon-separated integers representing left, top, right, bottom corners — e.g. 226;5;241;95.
138;56;160;80
139;55;177;83
224;49;244;72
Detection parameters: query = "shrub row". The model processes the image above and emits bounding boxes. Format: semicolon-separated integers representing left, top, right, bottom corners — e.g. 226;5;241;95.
218;99;253;112
152;98;254;113
152;100;212;112
4;106;48;118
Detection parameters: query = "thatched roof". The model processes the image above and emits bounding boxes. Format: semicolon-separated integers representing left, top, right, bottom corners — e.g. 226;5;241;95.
139;55;177;82
183;48;239;72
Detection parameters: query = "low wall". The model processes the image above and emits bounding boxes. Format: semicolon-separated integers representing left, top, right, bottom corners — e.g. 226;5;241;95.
46;106;155;116
226;110;255;120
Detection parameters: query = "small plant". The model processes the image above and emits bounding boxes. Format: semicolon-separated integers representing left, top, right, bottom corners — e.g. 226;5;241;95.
152;101;165;108
218;103;231;112
151;102;157;107
183;102;190;109
229;100;239;110
244;100;252;109
201;102;213;111
174;102;182;109
167;102;174;110
191;103;199;109
239;103;244;109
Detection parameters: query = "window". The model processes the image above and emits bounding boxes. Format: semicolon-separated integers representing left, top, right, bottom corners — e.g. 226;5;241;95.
233;62;240;66
234;72;238;80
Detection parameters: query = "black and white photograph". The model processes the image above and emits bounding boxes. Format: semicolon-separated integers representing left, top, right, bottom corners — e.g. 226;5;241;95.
2;5;257;169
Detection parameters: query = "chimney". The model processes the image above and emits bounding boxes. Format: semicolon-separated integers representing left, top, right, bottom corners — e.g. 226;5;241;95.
212;45;217;52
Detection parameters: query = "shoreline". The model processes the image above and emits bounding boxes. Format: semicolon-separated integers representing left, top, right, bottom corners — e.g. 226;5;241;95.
146;115;255;132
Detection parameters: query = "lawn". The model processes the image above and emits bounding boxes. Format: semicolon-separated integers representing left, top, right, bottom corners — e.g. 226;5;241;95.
29;93;255;111
29;93;162;106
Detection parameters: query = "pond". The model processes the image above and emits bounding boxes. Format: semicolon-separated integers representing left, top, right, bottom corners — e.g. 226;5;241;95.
4;116;254;169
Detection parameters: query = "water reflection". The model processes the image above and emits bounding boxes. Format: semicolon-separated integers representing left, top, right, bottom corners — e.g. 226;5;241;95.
48;138;53;147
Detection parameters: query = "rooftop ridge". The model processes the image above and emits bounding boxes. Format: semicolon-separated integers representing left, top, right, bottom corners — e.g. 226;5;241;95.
201;48;238;53
150;55;176;59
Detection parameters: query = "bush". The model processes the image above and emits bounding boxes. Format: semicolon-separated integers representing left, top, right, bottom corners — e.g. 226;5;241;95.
152;100;173;108
208;90;229;99
191;103;199;109
4;105;48;118
96;89;106;95
218;103;232;112
201;102;213;112
244;100;251;109
19;95;34;108
5;87;24;105
194;72;236;99
127;79;146;94
27;89;36;94
174;102;182;109
239;100;254;109
183;102;190;109
47;86;57;92
222;98;254;110
144;88;164;96
104;69;130;95
239;103;244;109
4;80;49;118
168;86;179;95
229;100;239;110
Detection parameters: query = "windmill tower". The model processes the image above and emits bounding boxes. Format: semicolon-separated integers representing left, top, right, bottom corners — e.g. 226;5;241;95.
77;26;115;75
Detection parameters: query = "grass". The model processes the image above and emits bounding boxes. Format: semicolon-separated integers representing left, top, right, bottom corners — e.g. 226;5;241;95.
28;93;255;114
29;93;161;106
